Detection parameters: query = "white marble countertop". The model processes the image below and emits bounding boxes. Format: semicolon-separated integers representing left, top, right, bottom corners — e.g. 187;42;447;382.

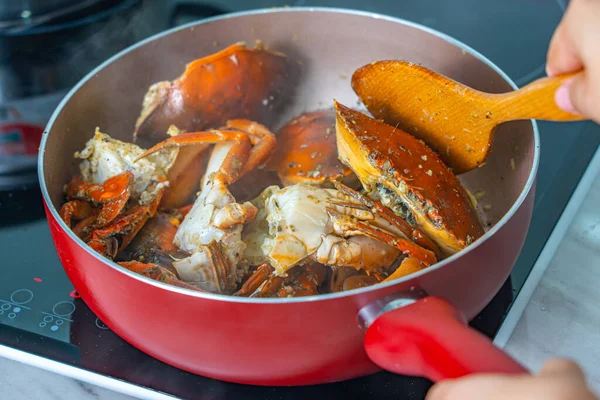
1;150;599;399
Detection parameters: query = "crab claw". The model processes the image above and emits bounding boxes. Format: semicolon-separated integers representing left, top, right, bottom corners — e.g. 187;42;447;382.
134;42;294;147
266;109;357;187
334;100;484;256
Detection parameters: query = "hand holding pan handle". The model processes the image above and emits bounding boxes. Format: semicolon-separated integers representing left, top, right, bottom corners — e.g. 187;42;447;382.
359;289;527;382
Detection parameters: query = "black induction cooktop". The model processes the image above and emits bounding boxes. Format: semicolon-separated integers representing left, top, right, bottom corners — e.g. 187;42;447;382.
1;1;599;399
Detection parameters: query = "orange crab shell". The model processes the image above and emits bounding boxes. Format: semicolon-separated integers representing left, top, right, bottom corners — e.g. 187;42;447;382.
334;100;484;256
266;109;357;187
134;42;295;147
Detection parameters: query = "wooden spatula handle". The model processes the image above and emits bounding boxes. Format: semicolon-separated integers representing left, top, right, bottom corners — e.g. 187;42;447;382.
493;72;586;122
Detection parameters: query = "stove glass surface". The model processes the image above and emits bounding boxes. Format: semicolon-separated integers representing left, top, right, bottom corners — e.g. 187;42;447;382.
1;1;599;399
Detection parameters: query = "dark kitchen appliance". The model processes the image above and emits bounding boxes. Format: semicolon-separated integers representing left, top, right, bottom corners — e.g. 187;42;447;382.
0;0;226;190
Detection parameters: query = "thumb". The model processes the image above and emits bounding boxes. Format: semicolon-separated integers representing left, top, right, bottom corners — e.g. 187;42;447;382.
555;72;600;123
539;358;587;383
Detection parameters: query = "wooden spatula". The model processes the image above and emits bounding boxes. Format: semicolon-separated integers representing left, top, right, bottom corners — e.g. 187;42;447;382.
352;61;585;174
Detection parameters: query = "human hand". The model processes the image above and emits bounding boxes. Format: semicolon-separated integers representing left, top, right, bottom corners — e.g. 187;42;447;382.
546;0;600;123
425;358;598;400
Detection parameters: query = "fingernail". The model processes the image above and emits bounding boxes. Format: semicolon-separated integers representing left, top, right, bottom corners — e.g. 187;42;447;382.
555;78;576;113
545;64;555;77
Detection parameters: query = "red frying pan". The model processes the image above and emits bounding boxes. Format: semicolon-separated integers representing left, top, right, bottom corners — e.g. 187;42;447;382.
38;8;537;386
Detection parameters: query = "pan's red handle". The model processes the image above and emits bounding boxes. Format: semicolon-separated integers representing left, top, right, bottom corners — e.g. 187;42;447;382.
362;296;527;382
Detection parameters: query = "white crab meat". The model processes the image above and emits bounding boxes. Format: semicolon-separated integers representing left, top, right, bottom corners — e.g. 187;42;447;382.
74;128;176;202
243;184;401;275
171;142;257;293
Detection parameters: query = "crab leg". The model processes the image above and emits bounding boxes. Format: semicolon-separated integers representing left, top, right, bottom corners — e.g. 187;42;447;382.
60;200;94;227
85;183;166;260
65;172;133;227
117;211;189;272
86;209;146;259
73;215;98;238
224;120;277;176
136;130;252;185
241;264;326;298
117;182;167;252
118;261;205;292
88;236;119;259
95;192;130;227
326;207;437;266
234;263;274;297
332;181;441;257
118;207;153;252
142;179;167;217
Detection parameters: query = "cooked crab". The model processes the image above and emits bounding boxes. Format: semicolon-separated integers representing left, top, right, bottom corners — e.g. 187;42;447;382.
243;183;436;275
135;119;276;294
266;109;358;188
159;109;362;207
231;182;437;297
58;45;491;298
74;129;174;202
60;131;175;258
334;100;484;256
134;42;294;147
